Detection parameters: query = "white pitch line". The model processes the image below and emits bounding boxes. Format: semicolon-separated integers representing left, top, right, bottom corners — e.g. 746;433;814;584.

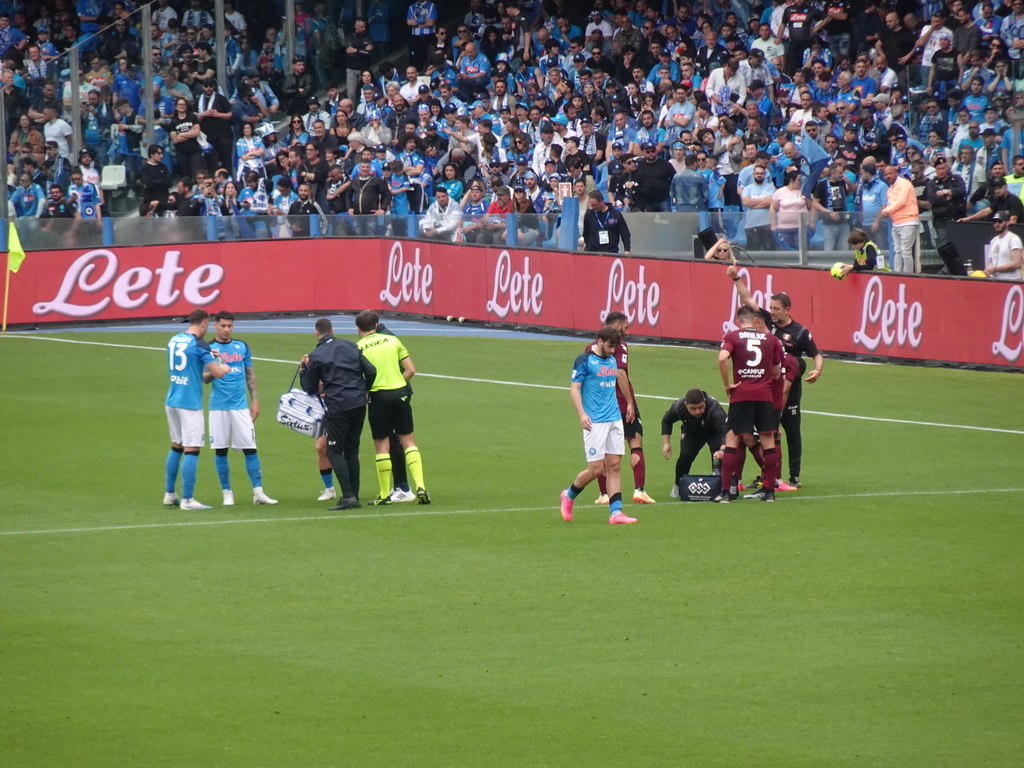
7;335;1024;436
1;487;1021;538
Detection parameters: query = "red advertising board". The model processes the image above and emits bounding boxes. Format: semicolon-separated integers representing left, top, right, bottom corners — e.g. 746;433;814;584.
6;238;1023;369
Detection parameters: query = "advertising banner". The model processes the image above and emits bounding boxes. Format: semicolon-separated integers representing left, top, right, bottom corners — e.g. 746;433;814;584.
6;238;1021;369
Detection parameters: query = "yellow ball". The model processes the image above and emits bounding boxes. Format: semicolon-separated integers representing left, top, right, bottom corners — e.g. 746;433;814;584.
830;262;846;281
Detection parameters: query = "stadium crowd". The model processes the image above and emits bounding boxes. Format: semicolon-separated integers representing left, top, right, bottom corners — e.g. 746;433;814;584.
4;0;1024;270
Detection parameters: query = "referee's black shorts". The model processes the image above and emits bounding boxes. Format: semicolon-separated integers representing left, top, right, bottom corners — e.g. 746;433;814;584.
727;400;776;435
368;387;414;440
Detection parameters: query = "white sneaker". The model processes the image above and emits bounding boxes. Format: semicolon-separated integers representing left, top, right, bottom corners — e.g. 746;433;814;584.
390;488;417;503
180;498;212;510
253;489;278;505
163;492;181;506
317;487;337;501
222;490;235;506
669;484;680;499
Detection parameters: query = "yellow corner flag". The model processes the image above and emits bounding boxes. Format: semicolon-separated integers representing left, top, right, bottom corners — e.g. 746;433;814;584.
8;222;26;273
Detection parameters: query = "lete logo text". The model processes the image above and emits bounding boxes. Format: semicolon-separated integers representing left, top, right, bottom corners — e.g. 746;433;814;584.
852;275;923;351
380;241;433;307
600;258;660;327
486;250;543;318
992;284;1023;363
33;249;223;318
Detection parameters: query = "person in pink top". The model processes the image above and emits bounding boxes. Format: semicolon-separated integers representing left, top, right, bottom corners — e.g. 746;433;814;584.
770;168;811;250
877;164;920;273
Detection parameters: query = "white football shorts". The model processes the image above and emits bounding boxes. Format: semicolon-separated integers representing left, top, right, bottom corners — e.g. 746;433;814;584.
208;409;257;450
582;419;625;462
166;406;206;448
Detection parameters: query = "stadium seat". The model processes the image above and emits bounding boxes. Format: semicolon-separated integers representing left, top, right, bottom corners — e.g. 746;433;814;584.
101;164;126;192
101;165;130;215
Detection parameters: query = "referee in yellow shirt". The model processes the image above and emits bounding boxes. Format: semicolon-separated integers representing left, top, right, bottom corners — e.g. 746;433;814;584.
355;310;430;505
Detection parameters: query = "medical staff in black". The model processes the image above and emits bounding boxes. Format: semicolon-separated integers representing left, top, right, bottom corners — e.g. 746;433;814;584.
769;292;823;488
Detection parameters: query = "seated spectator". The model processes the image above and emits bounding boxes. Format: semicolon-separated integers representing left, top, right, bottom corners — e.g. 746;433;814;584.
419;186;462;240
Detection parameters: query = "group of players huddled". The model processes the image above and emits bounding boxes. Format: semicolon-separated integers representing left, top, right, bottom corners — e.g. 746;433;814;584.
561;254;821;522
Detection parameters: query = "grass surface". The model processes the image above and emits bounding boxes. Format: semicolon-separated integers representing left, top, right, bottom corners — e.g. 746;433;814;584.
1;329;1022;767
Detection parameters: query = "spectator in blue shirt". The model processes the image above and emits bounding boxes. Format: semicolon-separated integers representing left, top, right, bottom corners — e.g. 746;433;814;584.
455;40;491;101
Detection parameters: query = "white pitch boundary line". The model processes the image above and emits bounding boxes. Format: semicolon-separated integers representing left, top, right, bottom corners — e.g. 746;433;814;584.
7;335;1024;436
1;487;1021;538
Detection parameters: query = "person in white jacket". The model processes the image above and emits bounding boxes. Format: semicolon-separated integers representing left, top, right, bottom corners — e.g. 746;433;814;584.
418;187;463;241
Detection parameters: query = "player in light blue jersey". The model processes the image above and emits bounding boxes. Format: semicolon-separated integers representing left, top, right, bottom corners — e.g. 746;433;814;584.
205;311;277;507
559;326;637;525
165;308;230;510
68;167;103;219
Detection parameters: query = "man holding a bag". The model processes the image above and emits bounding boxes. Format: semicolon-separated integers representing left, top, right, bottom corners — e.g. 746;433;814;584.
301;317;376;510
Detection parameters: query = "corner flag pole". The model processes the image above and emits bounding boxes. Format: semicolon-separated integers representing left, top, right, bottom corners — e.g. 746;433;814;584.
3;223;26;335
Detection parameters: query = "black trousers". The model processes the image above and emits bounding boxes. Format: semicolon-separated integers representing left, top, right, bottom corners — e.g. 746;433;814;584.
780;378;803;479
675;430;722;480
325;404;366;500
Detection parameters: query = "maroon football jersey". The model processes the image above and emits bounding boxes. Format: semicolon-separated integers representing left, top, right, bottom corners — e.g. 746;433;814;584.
721;327;778;402
773;351;800;410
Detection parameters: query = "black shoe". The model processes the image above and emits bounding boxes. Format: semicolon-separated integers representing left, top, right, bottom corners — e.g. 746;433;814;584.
713;494;730;504
761;490;775;502
744;488;771;500
727;486;739;502
328;496;361;510
370;495;392;506
788;477;801;489
416;487;431;505
751;475;764;490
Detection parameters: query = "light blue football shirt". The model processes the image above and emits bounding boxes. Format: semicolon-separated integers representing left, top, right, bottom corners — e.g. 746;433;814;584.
208;338;252;411
570;348;620;423
165;331;216;410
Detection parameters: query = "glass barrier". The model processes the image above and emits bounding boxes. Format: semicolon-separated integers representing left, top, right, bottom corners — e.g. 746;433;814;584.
113;215;210;246
14;218;105;251
5;206;947;276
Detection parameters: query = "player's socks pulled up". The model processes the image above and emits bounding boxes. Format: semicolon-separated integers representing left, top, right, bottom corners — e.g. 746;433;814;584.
631;447;646;490
181;452;200;500
374;453;393;500
566;483;583;501
720;446;739;499
244;451;262;488
165;447;183;494
320;468;334;489
763;446;780;492
404;446;425;494
596;473;608;496
214;453;231;490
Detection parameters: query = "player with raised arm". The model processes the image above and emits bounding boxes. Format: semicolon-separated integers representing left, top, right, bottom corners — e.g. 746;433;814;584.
164;308;230;510
560;326;638;525
717;305;781;503
592;311;655;505
726;262;799;493
205;310;277;506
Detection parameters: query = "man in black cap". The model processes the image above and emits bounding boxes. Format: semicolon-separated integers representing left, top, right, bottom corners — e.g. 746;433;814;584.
631;139;675;212
925;155;967;243
959;176;1024;224
984;211;1024;280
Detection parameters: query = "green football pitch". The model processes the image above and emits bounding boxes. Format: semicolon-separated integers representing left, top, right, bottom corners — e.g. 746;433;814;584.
2;328;1022;767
